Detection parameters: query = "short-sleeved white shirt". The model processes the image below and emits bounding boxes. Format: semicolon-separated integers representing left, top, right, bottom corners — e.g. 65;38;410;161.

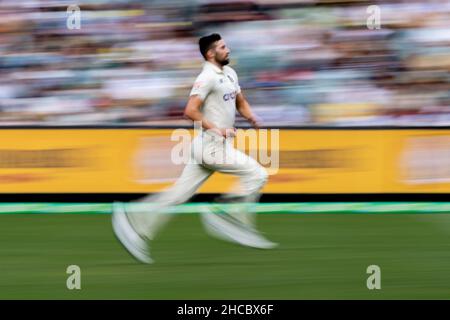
190;61;241;129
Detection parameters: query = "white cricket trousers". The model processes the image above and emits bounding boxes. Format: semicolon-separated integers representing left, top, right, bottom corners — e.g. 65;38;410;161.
128;131;269;240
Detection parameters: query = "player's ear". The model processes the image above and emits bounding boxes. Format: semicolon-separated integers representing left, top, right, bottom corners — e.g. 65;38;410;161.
206;48;215;60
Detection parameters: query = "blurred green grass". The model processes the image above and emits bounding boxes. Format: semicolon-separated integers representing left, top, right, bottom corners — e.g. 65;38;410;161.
0;212;449;299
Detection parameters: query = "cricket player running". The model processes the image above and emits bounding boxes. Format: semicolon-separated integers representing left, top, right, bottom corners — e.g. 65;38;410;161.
112;33;277;264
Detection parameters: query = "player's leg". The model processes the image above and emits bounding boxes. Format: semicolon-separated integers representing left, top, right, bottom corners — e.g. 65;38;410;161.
126;161;214;240
112;149;213;263
200;132;268;205
214;139;268;221
112;201;154;264
200;138;276;248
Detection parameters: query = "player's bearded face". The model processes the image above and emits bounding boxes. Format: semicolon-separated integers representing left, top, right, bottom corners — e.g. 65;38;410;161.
213;40;230;66
216;52;229;66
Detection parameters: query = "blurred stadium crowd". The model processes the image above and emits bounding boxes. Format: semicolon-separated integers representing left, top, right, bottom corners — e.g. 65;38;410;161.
0;0;449;126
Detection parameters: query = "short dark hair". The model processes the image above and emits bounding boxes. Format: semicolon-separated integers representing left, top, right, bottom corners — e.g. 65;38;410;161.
199;33;221;60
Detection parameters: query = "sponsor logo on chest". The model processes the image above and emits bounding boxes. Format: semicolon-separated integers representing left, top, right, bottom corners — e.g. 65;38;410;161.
220;74;237;101
223;90;237;101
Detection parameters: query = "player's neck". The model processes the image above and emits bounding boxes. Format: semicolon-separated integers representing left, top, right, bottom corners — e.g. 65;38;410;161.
207;60;224;71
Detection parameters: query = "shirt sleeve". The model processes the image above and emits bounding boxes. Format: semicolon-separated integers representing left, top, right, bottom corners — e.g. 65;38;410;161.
190;72;214;101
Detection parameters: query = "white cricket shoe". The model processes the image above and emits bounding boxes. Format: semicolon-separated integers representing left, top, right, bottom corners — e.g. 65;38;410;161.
201;208;278;250
112;202;153;264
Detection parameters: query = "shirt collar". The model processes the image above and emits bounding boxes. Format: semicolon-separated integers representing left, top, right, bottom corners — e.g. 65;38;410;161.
204;61;224;74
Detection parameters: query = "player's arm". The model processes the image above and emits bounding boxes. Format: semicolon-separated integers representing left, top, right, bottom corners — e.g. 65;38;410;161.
183;95;217;131
236;92;261;128
184;95;235;137
186;73;235;137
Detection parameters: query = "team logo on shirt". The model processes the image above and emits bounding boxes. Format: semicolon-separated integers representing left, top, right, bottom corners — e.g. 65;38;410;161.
223;90;237;101
193;81;203;89
227;75;234;83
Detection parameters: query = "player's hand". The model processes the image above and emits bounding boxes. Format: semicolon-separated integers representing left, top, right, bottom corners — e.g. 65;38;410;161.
216;128;236;138
248;115;263;128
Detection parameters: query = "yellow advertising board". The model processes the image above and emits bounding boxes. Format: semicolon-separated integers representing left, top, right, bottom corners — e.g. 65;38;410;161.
0;129;448;193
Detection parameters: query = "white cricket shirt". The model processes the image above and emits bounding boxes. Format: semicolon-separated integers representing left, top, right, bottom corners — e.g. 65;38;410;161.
190;61;241;130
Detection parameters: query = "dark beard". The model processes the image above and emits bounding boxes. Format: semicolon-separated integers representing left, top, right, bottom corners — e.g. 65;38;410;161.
219;58;230;66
